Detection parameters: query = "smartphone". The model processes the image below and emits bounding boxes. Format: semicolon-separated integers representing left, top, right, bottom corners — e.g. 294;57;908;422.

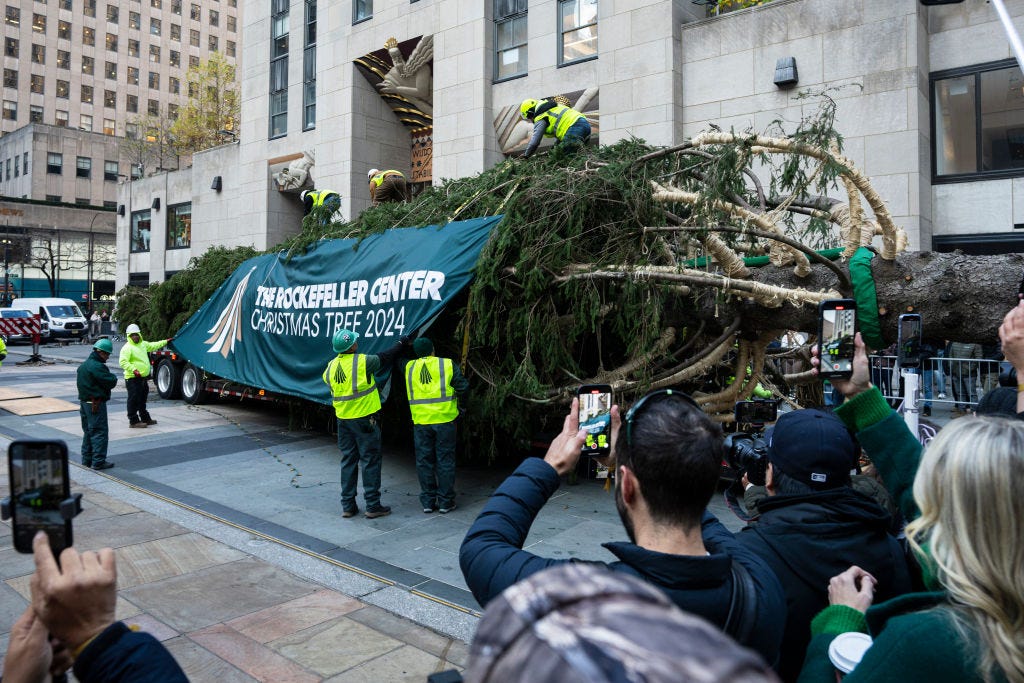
578;384;612;457
898;313;923;368
8;440;72;555
817;299;858;380
734;399;778;424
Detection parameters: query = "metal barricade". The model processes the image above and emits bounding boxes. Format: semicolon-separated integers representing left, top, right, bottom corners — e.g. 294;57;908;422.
867;354;998;412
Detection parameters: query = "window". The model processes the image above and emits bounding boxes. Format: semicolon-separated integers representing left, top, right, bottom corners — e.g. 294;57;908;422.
79;114;92;131
559;0;597;65
104;160;118;180
4;37;18;58
147;98;158;115
82;56;94;75
933;59;1024;180
29;105;42;123
81;84;93;103
190;3;200;19
31;13;44;33
126;94;138;112
83;26;95;45
5;160;10;180
150;19;160;36
148;71;159;89
167;203;191;249
270;0;288;137
151;0;161;7
31;43;44;63
4;6;18;26
104;89;115;107
495;0;528;81
55;110;68;127
209;9;218;26
30;74;44;94
227;15;235;31
353;0;371;23
84;0;95;17
22;152;27;175
128;39;140;57
74;198;91;206
303;0;316;130
129;11;140;29
103;201;116;208
131;210;151;252
168;103;178;119
127;66;139;85
76;157;91;178
106;4;118;22
47;152;62;174
169;76;179;93
46;195;62;202
13;156;18;177
58;0;71;9
1;100;14;120
57;19;70;39
208;35;218;51
105;33;117;51
56;80;69;98
189;28;199;46
169;49;180;67
150;44;160;62
2;69;15;88
189;54;199;68
105;61;117;79
188;80;196;97
170;23;180;40
103;118;114;134
172;0;181;14
125;122;138;138
57;49;69;69
226;40;235;57
228;0;235;7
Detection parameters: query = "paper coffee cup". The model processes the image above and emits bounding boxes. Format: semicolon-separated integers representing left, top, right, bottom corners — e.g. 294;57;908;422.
828;632;873;675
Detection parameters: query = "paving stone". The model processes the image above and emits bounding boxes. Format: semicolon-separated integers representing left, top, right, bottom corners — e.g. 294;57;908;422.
347;604;468;667
324;644;452;682
268;616;403;677
226;588;364;643
115;533;248;589
123;612;181;642
162;636;258;683
0;582;28;637
73;511;189;552
188;623;321;682
121;558;317;632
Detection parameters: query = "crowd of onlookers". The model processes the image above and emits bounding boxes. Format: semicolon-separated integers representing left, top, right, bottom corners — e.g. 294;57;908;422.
6;302;1024;683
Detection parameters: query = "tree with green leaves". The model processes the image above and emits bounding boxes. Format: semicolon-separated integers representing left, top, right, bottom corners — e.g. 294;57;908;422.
170;53;240;155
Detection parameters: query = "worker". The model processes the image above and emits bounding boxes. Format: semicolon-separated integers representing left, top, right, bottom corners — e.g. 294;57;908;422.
368;169;409;206
0;334;6;369
322;329;411;519
404;337;469;514
300;189;341;219
118;323;171;428
519;98;591;159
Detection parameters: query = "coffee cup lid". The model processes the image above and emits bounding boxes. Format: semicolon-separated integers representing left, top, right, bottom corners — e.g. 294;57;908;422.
828;632;873;673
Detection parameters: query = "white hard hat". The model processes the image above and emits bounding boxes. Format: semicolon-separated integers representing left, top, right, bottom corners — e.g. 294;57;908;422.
300;190;309;201
367;168;380;180
126;324;141;335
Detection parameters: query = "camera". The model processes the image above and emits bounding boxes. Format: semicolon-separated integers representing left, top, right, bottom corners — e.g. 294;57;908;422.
999;363;1017;388
723;432;769;486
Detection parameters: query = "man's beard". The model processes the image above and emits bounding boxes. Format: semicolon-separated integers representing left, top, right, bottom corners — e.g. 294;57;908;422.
614;479;637;544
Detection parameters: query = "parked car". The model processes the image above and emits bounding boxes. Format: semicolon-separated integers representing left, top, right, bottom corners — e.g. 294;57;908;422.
0;308;49;343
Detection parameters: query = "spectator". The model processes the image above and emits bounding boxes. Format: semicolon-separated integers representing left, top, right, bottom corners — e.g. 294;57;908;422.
460;563;780;683
975;386;1018;418
947;340;982;414
459;391;785;664
734;409;912;682
999;299;1024;416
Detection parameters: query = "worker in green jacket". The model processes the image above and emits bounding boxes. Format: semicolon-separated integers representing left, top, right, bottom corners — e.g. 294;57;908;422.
519;98;591;158
0;334;6;369
118;323;170;428
77;338;118;470
404;337;469;514
300;189;341;217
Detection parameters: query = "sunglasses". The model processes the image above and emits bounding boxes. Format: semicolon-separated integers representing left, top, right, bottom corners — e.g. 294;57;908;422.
623;388;701;447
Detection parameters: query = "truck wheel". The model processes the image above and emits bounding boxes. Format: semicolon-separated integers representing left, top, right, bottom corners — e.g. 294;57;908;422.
181;364;207;405
155;359;182;400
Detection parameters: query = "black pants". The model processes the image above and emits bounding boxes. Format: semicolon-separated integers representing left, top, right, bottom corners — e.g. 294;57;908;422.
126;376;151;424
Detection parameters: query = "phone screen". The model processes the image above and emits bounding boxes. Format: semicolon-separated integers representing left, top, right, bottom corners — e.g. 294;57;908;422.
578;385;612;456
8;440;71;555
819;301;857;379
735;400;778;424
898;315;922;368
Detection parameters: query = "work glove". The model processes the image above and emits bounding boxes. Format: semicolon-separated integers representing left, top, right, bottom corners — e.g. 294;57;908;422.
166;337;174;343
399;335;413;348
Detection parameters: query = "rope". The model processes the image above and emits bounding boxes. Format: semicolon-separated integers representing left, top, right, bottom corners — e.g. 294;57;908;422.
848;246;885;350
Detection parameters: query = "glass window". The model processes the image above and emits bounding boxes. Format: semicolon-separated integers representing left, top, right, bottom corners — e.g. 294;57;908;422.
128;39;140;57
148;71;159;89
84;0;95;17
104;89;115;107
208;35;218;51
189;54;198;68
228;0;235;7
46;195;62;202
169;75;180;93
105;33;117;51
129;11;140;29
12;155;17;177
494;0;528;80
209;9;218;26
933;60;1024;179
58;0;71;9
190;28;199;46
55;110;68;127
168;103;178;119
1;100;15;120
106;4;118;22
227;14;235;31
303;0;316;131
167;203;191;249
125;122;138;138
74;198;90;206
353;0;371;22
22;152;27;175
104;160;118;181
4;37;18;58
105;61;117;79
190;3;200;20
4;6;18;26
131;210;151;252
147;98;158;115
2;68;15;88
30;74;44;94
56;79;69;98
79;114;92;131
76;157;92;178
31;43;45;63
150;44;160;62
103;118;114;134
6;159;10;181
82;56;94;75
169;49;179;66
29;105;43;123
172;0;181;14
151;19;160;36
559;0;597;64
81;84;93;103
31;13;44;33
56;49;69;68
127;66;139;85
170;23;180;40
57;19;70;39
226;39;235;57
83;26;95;45
47;152;62;174
151;0;162;7
126;94;138;112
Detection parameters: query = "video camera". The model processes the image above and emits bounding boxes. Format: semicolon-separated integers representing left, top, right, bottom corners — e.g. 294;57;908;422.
722;399;778;487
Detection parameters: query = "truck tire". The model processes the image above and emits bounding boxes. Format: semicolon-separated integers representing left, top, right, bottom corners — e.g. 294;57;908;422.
181;364;207;405
155;359;182;400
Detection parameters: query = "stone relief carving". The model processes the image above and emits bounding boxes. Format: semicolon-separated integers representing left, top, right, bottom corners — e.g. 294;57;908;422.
273;151;315;191
375;35;434;117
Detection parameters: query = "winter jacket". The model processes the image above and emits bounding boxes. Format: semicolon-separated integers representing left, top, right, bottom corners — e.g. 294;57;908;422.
459;457;786;665
74;621;188;683
77;350;118;401
118;337;168;380
736;487;913;681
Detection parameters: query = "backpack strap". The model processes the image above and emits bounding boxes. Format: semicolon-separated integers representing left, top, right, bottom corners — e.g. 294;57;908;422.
723;558;759;646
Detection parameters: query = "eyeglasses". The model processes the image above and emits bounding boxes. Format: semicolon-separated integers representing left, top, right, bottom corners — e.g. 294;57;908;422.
623;388;701;447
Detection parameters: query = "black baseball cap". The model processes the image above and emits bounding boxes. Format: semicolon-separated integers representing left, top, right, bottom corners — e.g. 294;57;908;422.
767;409;856;489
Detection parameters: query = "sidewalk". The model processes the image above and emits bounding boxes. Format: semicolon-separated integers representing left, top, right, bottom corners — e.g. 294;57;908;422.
0;467;470;682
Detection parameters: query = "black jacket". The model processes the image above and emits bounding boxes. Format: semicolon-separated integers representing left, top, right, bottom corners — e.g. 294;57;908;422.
736;487;913;682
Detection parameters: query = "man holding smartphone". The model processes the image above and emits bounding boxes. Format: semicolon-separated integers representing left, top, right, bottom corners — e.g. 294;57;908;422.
77;338;118;470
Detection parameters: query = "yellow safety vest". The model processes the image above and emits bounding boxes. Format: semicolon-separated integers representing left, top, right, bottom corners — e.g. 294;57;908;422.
405;356;458;425
371;170;403;187
537;104;584;140
309;190;338;207
323;353;381;419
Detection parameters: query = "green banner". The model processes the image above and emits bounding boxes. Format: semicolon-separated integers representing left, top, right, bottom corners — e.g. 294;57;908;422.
170;216;501;404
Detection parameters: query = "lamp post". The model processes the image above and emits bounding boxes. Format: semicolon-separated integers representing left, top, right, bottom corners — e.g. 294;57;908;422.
1;238;11;306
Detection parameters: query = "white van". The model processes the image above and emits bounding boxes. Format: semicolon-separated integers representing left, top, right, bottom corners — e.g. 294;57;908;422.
10;298;87;340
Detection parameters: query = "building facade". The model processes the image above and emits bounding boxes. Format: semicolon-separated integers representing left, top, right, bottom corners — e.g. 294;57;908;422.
118;0;1024;290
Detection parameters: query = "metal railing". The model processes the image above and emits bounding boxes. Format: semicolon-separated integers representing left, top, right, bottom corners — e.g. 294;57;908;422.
867;355;1002;411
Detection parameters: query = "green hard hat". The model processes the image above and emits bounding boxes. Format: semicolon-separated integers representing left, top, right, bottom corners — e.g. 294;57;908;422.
93;338;113;353
332;328;358;353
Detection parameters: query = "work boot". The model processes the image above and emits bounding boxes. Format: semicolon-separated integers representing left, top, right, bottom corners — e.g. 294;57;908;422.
144;419;158;425
922;406;931;417
130;422;147;428
364;505;391;519
341;507;359;518
92;461;115;470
